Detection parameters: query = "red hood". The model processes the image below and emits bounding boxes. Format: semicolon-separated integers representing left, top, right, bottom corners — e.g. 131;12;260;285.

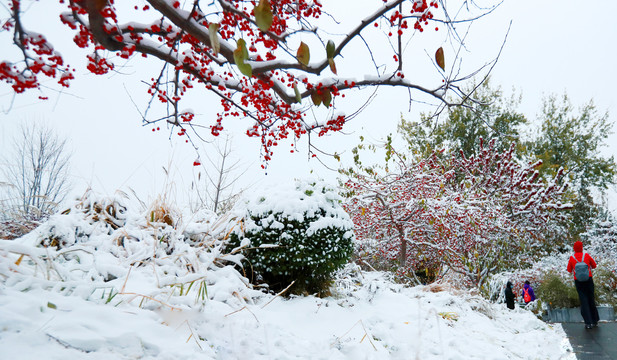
573;241;583;253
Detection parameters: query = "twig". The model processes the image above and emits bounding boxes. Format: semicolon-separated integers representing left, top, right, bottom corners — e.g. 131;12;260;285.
178;320;203;350
332;320;378;351
260;280;296;309
120;265;133;293
224;305;260;323
118;291;182;310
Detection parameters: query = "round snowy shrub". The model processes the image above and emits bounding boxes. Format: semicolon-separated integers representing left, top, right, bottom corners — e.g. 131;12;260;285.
228;179;354;295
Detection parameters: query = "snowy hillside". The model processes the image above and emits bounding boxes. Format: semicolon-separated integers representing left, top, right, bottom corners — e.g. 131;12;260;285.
0;190;574;359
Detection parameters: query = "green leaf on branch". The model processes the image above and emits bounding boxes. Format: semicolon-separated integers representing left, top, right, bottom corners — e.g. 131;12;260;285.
237;62;252;77
310;88;332;107
297;41;310;66
326;40;335;59
311;91;322;106
435;47;445;71
254;0;273;32
234;39;252;77
322;88;332;107
235;38;249;61
326;40;337;74
294;83;302;103
209;23;220;56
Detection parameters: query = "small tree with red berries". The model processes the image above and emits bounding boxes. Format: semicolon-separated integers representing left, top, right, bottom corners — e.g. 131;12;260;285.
343;138;572;287
2;0;503;160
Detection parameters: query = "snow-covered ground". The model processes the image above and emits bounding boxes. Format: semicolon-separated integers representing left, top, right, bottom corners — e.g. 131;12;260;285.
0;267;575;360
0;190;575;359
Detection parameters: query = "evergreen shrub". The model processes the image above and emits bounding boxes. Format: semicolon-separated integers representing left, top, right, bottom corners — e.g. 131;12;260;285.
228;179;354;295
535;271;579;309
594;266;617;310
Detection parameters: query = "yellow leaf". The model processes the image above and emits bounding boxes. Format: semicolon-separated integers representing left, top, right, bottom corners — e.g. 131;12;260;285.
254;0;273;32
328;58;337;75
361;207;366;215
435;47;445;71
209;23;220;56
15;254;24;266
297;41;310;66
439;312;459;321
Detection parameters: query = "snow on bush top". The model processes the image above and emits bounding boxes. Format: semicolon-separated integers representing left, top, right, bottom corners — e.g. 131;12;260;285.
239;178;354;237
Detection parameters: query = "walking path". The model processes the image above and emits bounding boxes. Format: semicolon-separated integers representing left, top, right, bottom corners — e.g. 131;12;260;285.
561;322;617;360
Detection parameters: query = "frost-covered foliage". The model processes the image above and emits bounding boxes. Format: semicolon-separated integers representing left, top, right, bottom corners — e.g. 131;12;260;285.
343;139;571;287
0;190;260;310
228;179;354;294
0;215;41;240
583;217;617;308
585;217;617;272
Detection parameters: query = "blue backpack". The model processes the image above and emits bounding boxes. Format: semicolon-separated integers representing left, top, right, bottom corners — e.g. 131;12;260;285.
573;252;590;282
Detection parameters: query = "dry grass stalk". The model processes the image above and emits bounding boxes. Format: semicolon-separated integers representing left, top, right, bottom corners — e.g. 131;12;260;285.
260;280;296;309
224;305;260;323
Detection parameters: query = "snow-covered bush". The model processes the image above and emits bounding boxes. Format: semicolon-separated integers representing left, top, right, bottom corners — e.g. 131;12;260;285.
343;139;571;288
583;217;617;308
0;190;259;309
228;179;354;295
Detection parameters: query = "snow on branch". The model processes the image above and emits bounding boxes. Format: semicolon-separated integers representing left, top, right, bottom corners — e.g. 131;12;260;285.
2;0;503;160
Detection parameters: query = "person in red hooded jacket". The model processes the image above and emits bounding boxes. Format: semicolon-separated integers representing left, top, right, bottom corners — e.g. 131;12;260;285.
567;240;599;329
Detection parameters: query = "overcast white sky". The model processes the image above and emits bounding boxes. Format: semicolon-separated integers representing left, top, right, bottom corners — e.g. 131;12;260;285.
1;0;616;210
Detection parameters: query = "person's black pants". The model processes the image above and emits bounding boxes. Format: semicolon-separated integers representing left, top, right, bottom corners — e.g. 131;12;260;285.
575;278;600;325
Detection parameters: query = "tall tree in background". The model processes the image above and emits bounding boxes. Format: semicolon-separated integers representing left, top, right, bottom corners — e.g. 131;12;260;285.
398;81;615;243
529;95;616;240
398;79;527;159
1;0;503;161
1;123;71;237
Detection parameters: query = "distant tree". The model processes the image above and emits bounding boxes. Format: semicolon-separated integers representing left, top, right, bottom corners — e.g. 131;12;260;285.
398;79;527;159
399;84;615;243
1;123;71;224
1;0;503;160
528;95;616;239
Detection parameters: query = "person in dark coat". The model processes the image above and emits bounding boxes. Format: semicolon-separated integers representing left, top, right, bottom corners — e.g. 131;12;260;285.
521;280;536;304
505;281;515;310
567;240;599;329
